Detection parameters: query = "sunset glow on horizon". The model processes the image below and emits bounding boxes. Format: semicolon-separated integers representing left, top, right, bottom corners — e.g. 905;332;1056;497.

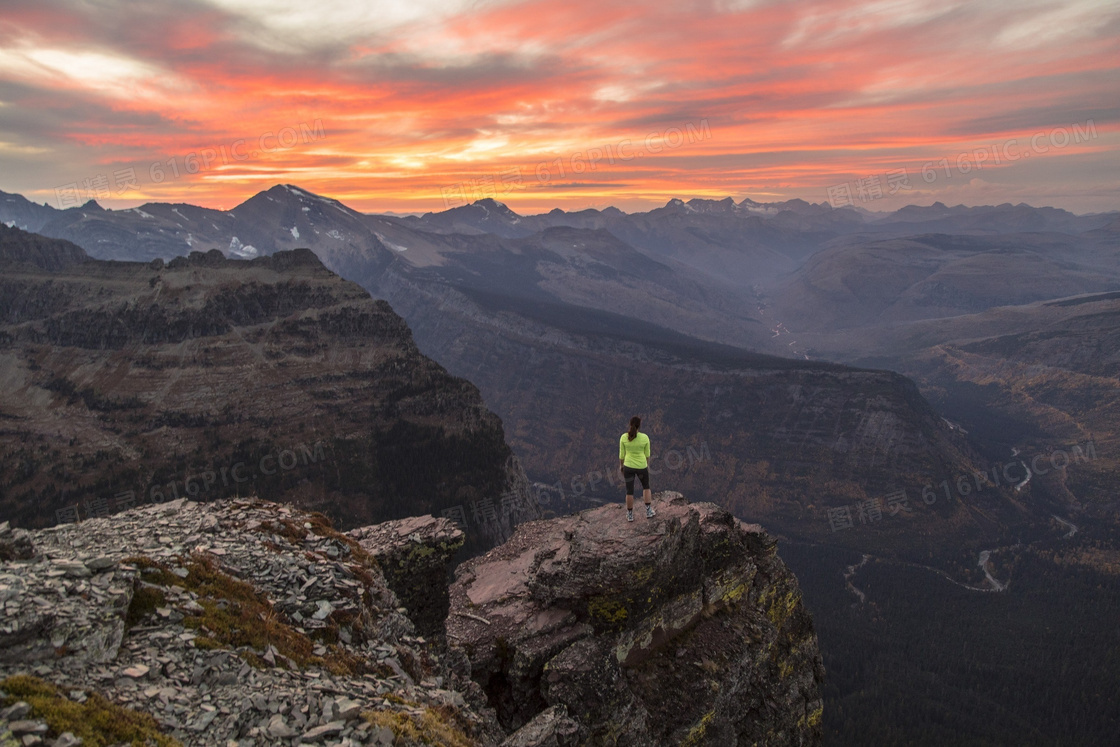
1;0;1118;214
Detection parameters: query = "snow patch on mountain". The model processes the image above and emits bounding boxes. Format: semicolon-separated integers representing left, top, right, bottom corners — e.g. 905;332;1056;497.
742;204;780;215
290;226;300;239
373;232;408;252
228;236;258;258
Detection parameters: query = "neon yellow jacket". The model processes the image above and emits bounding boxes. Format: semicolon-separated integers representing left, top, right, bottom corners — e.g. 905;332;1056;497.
619;432;651;469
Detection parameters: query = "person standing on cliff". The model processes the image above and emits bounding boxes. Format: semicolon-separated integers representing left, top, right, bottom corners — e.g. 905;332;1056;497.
620;415;655;522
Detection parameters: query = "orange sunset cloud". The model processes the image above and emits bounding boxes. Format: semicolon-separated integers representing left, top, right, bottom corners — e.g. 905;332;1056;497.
0;0;1117;213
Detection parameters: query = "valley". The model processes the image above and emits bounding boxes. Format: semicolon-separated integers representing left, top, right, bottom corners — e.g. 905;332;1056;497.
2;186;1118;745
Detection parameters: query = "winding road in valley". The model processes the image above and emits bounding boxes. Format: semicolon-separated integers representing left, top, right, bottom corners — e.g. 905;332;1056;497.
842;552;1006;598
978;550;1007;591
844;554;871;605
1052;514;1079;539
815;466;1084;605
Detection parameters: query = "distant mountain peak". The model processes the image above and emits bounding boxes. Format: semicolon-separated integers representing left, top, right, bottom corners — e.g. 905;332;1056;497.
679;196;742;215
474;197;508;208
473;198;520;217
283;184;320;201
231;184;359;225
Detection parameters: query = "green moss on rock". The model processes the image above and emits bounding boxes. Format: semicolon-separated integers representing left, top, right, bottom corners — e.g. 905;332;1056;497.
587;596;629;628
0;675;180;747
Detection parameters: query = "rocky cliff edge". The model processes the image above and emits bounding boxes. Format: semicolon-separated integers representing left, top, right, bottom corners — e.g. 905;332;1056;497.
449;491;824;746
0;492;822;746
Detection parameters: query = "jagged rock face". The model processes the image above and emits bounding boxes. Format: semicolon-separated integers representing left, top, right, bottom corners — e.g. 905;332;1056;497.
0;230;538;552
349;515;465;638
449;492;824;746
0;494;821;747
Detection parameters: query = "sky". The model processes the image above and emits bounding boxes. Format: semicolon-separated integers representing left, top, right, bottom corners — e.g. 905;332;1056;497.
0;0;1118;215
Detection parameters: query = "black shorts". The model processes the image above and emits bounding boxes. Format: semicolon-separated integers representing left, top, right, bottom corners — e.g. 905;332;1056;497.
623;466;650;494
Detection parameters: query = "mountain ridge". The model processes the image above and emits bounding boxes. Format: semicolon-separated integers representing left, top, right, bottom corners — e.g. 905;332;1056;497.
0;227;536;555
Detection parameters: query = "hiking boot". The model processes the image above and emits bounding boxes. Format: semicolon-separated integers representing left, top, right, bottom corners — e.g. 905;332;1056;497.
627;509;634;522
645;504;656;518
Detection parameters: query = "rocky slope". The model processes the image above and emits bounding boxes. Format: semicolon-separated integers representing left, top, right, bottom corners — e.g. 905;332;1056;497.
0;494;822;746
449;491;824;746
0;226;536;553
873;295;1120;516
0;497;502;747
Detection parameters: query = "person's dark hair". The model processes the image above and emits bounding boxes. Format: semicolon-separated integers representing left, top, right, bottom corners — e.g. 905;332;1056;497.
628;416;641;441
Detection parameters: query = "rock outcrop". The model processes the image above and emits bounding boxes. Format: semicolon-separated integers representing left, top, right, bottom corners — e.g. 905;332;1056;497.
0;223;86;270
449;491;824;746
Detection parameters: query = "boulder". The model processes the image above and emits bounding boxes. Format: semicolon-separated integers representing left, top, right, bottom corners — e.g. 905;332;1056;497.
0;523;34;562
500;705;581;747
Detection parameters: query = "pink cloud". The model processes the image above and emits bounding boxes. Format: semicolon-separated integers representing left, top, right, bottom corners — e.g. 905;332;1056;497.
0;0;1116;213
